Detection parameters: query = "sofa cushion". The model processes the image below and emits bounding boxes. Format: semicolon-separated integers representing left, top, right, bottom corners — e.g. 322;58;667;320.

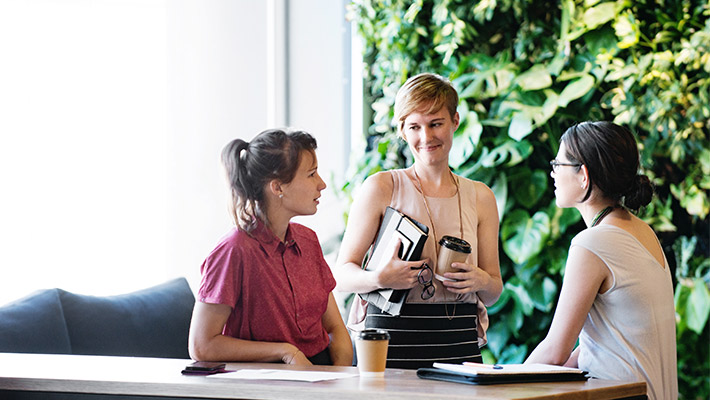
0;288;72;354
59;277;195;359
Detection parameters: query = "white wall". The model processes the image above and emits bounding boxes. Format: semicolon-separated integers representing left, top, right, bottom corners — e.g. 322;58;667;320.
288;0;350;251
0;0;169;303
166;0;272;294
0;0;351;304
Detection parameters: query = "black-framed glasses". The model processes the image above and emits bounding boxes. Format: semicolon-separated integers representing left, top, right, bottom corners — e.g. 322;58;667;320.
549;159;582;172
416;263;435;300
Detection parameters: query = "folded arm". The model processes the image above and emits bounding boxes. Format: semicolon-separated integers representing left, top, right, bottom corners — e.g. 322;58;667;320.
188;301;311;365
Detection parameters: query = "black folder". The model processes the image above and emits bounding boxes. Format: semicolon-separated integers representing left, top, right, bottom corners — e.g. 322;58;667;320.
417;363;588;385
359;206;428;316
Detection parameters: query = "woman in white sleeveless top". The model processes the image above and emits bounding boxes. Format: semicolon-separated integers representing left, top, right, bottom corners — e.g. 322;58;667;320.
334;73;502;369
526;121;677;400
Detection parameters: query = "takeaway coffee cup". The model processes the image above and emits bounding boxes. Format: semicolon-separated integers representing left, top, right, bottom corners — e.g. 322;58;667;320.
355;329;390;377
435;235;472;281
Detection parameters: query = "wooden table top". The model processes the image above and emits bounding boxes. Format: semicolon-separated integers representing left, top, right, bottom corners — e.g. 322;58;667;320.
0;353;646;400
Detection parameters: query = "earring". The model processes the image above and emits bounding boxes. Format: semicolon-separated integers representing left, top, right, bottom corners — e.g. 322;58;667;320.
279;194;283;199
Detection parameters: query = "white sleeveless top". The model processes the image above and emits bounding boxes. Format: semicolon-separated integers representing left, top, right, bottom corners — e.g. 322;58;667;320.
572;225;677;400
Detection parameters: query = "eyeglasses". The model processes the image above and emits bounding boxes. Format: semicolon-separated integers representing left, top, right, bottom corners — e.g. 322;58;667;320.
549;159;582;172
416;263;435;300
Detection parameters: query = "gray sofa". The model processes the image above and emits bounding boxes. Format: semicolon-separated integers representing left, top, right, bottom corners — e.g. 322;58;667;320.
0;277;195;359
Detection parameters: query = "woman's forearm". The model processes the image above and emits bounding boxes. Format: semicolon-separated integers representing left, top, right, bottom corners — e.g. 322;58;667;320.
328;329;354;366
191;334;299;363
477;270;503;306
333;261;381;293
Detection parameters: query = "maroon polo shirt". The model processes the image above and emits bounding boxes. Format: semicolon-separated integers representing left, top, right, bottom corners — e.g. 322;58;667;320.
197;221;335;357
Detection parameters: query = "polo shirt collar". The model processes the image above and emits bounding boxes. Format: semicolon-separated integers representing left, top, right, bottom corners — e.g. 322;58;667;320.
251;219;302;255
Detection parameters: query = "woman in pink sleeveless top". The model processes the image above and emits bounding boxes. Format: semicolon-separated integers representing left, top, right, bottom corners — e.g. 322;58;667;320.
335;73;502;369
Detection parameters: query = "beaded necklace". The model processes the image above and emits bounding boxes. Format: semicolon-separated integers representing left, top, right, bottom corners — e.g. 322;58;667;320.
591;206;614;227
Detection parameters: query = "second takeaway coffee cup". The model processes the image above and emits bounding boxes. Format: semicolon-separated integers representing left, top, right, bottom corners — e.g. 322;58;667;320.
435;235;472;281
356;329;390;377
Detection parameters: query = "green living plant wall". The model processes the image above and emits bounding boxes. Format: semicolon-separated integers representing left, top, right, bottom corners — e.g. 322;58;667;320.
340;0;710;398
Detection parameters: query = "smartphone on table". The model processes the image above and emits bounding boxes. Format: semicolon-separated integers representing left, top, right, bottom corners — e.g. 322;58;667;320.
181;361;227;375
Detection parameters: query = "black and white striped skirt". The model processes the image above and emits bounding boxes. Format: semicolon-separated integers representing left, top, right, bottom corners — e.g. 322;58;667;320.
364;302;482;370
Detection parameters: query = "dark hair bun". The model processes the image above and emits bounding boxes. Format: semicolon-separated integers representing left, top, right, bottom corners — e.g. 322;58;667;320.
624;174;654;211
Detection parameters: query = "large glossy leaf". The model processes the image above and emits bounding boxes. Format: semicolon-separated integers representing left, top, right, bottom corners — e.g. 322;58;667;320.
515;65;552;91
497;344;528;364
480;140;531;168
528;276;558;312
685;278;710;334
501;209;551;264
485;317;512;356
490;173;508;221
510;169;548;209
506;279;535;315
508;111;534;141
450;122;476;169
558;74;595;107
583;1;618;30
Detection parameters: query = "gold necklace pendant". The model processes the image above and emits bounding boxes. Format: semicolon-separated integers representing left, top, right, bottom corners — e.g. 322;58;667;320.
412;167;463;320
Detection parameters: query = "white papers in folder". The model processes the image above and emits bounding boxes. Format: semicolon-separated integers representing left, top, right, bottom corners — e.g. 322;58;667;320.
432;362;585;376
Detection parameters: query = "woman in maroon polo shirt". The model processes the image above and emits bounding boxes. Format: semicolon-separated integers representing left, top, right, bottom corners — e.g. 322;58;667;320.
188;128;353;366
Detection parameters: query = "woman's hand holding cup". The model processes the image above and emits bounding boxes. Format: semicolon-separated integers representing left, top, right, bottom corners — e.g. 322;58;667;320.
442;262;491;294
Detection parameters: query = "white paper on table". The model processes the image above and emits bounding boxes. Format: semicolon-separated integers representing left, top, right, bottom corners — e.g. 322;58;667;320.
206;369;358;382
432;362;585;376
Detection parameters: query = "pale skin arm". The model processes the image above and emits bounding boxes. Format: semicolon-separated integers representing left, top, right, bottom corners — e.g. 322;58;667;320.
321;293;354;366
525;245;610;365
443;182;503;306
188;302;311;365
334;172;429;293
564;346;581;368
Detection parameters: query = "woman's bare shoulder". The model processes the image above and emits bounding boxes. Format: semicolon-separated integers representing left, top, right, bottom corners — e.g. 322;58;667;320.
357;170;394;204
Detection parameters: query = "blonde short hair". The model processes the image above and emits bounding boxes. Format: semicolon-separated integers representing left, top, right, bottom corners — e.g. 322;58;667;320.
393;73;459;137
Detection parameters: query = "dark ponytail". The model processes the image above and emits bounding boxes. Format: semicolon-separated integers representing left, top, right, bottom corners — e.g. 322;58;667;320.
221;128;318;232
561;121;653;212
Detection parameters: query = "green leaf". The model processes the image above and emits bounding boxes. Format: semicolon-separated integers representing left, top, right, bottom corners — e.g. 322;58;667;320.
583;1;618;30
515;65;553;91
485;316;512;357
450;130;475;169
480;140;530;168
506;279;535;316
490;173;508;221
558;74;595;107
501;209;551;264
685;278;710;334
508;112;534;141
673;236;697;279
497;343;528;364
528;276;558;312
511;169;548;209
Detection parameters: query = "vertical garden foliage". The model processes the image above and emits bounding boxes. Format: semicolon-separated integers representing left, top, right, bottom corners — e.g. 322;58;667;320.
344;0;709;397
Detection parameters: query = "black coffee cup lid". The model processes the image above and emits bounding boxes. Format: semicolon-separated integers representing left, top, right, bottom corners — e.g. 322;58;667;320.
439;235;471;253
358;329;390;340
